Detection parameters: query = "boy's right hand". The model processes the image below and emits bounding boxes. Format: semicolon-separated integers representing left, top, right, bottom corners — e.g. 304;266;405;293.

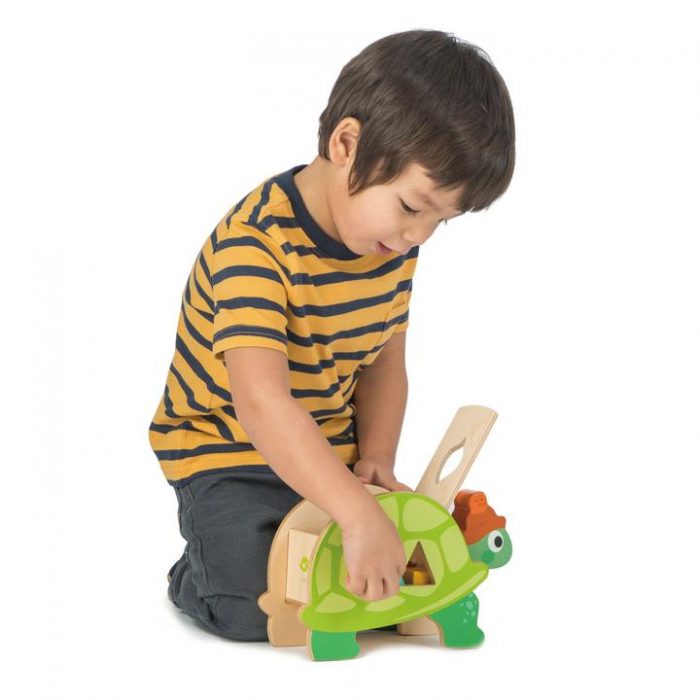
340;508;407;601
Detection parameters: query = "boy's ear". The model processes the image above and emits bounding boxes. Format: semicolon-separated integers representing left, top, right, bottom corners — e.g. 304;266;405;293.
329;117;361;165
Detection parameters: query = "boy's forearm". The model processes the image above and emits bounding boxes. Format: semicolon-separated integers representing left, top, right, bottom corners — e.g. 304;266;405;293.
351;362;408;468
235;395;382;528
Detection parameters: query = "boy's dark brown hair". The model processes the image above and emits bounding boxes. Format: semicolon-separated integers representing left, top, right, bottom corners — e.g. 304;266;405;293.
317;29;516;213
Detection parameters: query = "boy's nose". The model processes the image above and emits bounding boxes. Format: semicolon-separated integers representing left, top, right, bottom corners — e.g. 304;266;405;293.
400;225;435;251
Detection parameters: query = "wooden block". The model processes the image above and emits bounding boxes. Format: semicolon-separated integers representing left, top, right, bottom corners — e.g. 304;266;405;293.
411;569;431;585
285;529;319;604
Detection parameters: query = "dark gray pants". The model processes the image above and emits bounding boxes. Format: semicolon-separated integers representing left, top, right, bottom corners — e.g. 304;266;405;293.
167;467;306;641
167;464;397;641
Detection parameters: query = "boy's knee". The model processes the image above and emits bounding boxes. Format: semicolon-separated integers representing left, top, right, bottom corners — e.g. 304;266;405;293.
205;594;269;642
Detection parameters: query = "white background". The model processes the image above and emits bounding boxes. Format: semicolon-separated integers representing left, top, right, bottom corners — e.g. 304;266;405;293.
3;0;698;697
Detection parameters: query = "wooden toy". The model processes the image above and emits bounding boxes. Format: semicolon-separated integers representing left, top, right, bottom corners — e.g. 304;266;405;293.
258;405;512;660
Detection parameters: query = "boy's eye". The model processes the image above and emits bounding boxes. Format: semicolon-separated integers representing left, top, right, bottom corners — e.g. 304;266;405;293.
400;199;419;215
401;198;448;225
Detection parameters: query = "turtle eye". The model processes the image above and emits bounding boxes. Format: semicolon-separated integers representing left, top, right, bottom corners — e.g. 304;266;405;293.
487;530;504;552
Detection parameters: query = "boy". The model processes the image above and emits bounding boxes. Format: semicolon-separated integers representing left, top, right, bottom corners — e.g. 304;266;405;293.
148;29;515;642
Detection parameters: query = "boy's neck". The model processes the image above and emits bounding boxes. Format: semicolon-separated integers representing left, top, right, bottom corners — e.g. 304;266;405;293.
293;157;342;245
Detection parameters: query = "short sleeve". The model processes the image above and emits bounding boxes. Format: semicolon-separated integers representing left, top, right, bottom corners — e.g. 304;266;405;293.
211;228;289;361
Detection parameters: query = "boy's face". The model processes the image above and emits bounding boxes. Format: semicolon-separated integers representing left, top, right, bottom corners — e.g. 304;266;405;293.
326;119;464;256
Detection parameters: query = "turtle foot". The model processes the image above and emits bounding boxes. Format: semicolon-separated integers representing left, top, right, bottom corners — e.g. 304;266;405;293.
309;630;360;661
428;592;485;648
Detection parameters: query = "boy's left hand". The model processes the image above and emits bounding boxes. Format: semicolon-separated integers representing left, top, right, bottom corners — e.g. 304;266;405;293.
353;458;413;492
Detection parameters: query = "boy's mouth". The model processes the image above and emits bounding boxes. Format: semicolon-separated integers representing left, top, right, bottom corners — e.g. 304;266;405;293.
376;241;394;254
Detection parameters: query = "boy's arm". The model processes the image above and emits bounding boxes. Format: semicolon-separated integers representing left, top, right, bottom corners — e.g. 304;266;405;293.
223;347;384;528
351;331;408;475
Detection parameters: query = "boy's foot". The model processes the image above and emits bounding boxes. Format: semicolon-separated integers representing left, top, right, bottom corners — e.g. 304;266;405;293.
167;560;178;584
166;562;176;604
166;572;176;606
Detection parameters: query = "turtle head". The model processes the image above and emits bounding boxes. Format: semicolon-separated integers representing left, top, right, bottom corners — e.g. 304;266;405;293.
466;527;512;568
451;490;513;569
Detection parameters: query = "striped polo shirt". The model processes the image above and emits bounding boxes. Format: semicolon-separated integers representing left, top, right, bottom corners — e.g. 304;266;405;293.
149;163;419;486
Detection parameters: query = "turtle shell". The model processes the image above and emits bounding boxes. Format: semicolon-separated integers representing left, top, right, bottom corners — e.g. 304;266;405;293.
298;491;488;633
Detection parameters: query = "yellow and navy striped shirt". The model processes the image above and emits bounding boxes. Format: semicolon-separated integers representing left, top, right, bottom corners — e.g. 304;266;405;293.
149;164;419;486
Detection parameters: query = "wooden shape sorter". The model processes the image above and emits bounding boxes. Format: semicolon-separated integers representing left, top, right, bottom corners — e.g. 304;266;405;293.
257;405;512;661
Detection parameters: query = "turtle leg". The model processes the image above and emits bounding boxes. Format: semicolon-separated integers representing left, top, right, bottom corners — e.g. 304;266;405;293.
308;629;360;661
427;592;485;648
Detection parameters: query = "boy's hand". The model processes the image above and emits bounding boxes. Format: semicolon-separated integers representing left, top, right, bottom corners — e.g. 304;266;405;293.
341;506;407;601
353;457;413;492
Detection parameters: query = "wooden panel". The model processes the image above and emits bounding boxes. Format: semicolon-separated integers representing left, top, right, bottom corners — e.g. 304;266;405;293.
285;529;319;604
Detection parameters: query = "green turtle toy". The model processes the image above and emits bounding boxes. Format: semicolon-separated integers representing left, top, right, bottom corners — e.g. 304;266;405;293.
299;488;511;660
257;405;513;661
